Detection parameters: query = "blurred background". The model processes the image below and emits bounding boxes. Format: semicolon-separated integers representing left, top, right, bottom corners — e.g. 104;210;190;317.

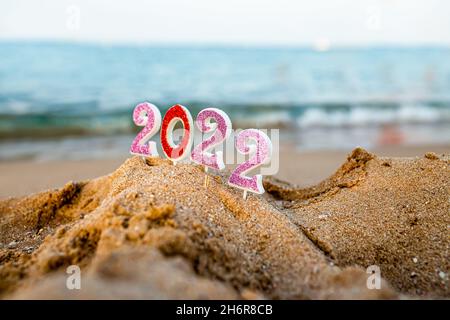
0;0;449;196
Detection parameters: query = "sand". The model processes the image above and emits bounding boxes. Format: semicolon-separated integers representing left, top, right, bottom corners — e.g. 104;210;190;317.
0;147;448;299
1;144;449;199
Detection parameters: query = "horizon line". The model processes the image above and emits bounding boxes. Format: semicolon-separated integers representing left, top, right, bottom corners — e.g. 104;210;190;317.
1;38;450;50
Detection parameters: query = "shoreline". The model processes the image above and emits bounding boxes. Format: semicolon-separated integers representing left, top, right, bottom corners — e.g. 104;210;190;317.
1;143;448;199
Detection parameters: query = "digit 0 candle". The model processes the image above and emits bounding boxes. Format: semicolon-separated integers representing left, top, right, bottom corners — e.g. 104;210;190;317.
160;104;194;164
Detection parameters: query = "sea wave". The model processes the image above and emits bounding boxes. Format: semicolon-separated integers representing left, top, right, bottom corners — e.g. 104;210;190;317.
0;101;449;140
1;43;450;140
296;104;450;128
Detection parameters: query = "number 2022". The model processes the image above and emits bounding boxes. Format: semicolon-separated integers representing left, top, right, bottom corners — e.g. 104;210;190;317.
130;102;273;195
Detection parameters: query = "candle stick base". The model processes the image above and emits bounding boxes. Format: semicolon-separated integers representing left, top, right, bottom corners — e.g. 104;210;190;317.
204;167;209;188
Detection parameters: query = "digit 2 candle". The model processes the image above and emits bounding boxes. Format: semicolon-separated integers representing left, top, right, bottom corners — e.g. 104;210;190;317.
227;129;273;198
130;102;162;157
190;108;232;171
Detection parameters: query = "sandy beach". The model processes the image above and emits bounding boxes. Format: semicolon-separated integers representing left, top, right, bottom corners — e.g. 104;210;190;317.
1;0;450;306
0;144;448;299
1;144;449;199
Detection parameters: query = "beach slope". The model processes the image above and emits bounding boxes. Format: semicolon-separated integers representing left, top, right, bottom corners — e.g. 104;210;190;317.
0;148;448;299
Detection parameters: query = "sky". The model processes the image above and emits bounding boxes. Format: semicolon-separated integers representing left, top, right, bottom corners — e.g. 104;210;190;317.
1;0;449;47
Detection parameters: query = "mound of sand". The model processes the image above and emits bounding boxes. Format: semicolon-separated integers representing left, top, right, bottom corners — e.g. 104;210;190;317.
0;148;448;299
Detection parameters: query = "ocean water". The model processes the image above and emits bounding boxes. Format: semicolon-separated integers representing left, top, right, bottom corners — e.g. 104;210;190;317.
0;42;449;160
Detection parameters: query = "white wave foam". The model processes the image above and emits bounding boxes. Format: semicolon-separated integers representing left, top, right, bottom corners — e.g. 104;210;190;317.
297;105;450;128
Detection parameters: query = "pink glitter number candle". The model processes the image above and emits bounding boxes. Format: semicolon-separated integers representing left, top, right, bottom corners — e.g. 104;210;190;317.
190;108;232;171
228;129;272;198
130;102;162;157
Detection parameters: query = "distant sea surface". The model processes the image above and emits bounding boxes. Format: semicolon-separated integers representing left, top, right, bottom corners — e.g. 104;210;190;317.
1;42;449;160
